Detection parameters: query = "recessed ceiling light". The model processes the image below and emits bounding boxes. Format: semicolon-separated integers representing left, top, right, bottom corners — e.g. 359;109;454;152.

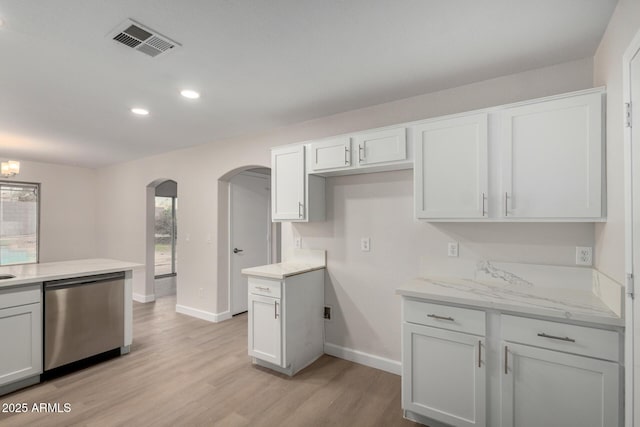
131;108;149;116
180;89;200;99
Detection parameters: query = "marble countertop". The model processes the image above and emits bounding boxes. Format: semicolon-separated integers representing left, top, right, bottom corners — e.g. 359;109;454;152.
0;258;142;289
241;261;325;280
242;248;326;280
397;276;624;327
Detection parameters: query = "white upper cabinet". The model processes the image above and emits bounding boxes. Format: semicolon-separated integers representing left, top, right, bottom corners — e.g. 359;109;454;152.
271;145;305;221
272;87;605;222
271;145;325;222
307;127;412;176
414;114;488;219
309;137;351;172
500;92;603;219
355;127;407;167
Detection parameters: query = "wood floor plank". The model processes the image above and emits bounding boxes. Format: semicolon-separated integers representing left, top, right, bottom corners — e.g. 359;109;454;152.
0;295;419;426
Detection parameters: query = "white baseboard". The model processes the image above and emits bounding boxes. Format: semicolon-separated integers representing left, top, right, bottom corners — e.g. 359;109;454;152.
324;342;401;375
133;293;155;303
175;304;231;323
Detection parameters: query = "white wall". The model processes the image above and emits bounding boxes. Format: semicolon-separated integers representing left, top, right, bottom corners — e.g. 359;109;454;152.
95;57;595;361
594;0;640;284
2;159;97;262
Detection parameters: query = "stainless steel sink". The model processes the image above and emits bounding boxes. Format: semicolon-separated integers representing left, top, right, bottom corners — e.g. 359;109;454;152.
0;274;15;280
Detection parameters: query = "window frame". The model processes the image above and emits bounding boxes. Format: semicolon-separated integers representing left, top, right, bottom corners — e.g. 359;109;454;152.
0;180;41;266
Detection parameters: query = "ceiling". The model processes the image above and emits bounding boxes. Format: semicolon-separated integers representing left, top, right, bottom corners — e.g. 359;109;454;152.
0;0;617;168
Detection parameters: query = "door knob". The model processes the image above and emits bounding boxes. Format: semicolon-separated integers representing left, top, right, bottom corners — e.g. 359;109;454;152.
233;248;243;254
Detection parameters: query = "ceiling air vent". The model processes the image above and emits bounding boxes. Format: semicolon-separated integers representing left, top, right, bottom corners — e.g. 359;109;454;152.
109;19;181;58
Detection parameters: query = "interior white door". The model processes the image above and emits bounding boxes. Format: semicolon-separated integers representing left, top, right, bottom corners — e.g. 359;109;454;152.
501;342;619;427
414;114;488;219
630;46;640;427
230;172;270;315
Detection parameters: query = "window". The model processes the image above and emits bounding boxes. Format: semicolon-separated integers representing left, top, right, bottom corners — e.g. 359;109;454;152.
154;194;177;277
0;182;39;266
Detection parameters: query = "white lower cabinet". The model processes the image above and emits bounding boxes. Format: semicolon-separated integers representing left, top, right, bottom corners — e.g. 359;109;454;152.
501;342;619;427
0;285;42;390
247;270;324;376
248;294;282;366
401;298;622;427
403;323;485;427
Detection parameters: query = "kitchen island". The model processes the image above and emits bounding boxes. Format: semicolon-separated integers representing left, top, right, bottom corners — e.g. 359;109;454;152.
0;258;142;395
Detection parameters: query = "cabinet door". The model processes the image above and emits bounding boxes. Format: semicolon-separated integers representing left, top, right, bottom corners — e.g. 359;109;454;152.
355;128;407;166
0;303;42;386
501;342;619;427
500;92;602;218
271;145;305;220
403;323;485;427
248;294;282;366
309;137;351;172
414;114;488;219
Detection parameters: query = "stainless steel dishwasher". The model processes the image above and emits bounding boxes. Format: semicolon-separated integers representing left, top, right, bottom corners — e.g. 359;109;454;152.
44;272;125;371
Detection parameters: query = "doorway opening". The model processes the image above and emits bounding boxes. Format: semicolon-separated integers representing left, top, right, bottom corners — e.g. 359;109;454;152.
144;178;178;303
154;180;177;298
216;166;280;319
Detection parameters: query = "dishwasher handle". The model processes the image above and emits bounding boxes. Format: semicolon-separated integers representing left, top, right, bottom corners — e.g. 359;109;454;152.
44;272;125;290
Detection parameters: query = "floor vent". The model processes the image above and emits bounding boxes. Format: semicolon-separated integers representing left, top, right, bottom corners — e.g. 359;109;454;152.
109;19;181;58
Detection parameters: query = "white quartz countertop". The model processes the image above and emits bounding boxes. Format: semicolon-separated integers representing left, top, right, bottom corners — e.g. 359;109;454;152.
397;276;624;327
0;258;143;289
241;261;325;280
242;248;326;280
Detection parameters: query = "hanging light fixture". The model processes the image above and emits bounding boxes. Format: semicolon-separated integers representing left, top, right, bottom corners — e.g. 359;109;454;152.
1;160;20;178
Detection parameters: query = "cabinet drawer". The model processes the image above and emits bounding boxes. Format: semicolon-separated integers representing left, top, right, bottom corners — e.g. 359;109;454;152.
404;299;485;336
501;315;620;362
248;277;282;299
0;284;41;310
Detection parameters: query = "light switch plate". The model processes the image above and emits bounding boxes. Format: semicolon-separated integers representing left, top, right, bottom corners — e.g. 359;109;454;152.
448;242;459;257
361;237;371;252
576;246;593;266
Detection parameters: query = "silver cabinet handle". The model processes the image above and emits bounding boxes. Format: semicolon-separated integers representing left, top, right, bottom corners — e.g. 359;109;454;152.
478;340;482;368
274;301;279;319
255;286;270;292
427;314;454;321
504;345;508;375
537;333;576;343
482;193;486;217
504;192;508;217
298;202;303;218
345;146;350;165
358;144;365;162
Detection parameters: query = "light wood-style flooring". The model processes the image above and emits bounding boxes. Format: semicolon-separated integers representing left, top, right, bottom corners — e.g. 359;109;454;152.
0;296;419;426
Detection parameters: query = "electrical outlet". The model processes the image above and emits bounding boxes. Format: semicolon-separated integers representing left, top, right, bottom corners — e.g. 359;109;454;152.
198;287;204;297
295;237;302;249
576;246;593;266
447;242;459;257
361;237;371;252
